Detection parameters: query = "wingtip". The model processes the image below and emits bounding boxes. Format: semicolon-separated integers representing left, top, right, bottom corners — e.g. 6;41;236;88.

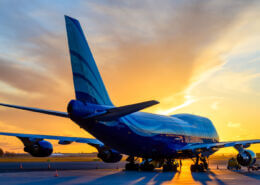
154;100;160;104
150;100;160;105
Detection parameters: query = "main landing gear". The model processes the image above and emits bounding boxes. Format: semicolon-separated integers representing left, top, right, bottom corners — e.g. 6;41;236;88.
163;159;178;172
125;156;139;171
139;159;155;171
125;157;180;172
125;157;157;171
190;155;208;172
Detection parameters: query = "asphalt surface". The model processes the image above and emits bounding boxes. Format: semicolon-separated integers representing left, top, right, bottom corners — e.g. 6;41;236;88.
0;160;259;185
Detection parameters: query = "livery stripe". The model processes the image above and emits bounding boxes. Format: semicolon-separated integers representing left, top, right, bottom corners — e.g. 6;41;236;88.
76;91;98;104
73;72;106;104
68;18;105;93
70;49;101;86
70;49;112;104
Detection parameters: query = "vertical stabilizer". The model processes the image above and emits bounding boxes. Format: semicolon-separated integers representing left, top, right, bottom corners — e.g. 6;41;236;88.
65;15;112;105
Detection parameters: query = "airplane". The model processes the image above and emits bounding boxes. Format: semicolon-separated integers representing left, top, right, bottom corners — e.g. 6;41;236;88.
0;15;259;172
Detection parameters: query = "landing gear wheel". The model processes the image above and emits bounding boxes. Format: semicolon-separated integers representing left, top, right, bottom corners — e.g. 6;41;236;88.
190;155;208;172
201;156;208;170
125;163;139;171
198;163;205;172
163;164;178;172
190;164;196;172
162;159;178;172
140;162;154;171
190;164;205;172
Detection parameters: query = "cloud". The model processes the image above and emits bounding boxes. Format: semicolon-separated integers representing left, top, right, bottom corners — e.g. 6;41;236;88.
227;122;241;128
205;70;260;96
0;57;59;95
0;1;257;105
0;0;259;152
86;1;258;107
0;1;74;96
0;121;28;151
211;102;219;110
0;120;24;132
156;95;197;115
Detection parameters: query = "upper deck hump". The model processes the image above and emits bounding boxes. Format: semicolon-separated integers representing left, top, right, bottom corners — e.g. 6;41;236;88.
120;112;219;139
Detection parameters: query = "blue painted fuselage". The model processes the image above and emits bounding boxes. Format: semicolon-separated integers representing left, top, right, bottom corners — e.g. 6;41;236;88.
72;106;219;159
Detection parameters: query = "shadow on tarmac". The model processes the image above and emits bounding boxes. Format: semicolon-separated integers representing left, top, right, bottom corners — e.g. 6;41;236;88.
82;170;176;185
191;171;226;185
236;170;260;180
18;176;80;185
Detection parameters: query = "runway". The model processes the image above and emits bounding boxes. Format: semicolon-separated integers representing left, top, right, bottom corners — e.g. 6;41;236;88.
0;160;259;185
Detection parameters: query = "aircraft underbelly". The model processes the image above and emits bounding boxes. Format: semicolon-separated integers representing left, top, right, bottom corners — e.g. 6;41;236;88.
79;116;217;158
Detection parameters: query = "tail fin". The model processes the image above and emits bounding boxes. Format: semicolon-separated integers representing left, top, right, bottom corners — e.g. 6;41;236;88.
65;15;113;105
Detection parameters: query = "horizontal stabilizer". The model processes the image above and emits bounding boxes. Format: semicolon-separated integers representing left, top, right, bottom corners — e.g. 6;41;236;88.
88;100;159;121
0;103;68;118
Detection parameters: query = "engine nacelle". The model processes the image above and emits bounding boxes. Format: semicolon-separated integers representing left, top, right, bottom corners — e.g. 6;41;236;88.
97;148;122;163
24;140;53;157
236;149;256;166
67;100;106;120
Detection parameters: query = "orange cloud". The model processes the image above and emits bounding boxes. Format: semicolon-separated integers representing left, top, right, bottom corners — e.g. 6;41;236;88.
0;1;259;153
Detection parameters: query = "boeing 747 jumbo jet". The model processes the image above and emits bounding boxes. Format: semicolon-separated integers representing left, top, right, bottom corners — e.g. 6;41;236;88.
0;16;259;172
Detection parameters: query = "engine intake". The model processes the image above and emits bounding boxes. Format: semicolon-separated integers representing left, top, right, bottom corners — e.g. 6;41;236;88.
236;149;256;166
97;148;122;163
24;140;53;157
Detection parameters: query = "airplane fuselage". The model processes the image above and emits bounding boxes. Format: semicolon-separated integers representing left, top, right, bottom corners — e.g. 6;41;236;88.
70;102;219;159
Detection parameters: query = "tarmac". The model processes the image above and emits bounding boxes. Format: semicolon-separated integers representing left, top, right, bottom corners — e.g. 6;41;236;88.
0;159;259;185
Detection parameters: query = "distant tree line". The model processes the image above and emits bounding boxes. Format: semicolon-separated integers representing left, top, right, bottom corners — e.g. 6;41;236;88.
0;148;3;157
0;148;23;157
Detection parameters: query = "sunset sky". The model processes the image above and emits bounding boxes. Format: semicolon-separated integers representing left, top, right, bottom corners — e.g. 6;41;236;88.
0;0;259;154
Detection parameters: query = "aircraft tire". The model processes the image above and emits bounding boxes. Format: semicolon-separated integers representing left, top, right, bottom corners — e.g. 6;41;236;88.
125;163;139;171
190;164;205;172
190;164;196;172
140;163;154;171
163;164;178;172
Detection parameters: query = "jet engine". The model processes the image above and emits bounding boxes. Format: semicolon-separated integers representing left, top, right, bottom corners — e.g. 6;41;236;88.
97;148;122;163
236;149;256;166
24;140;53;157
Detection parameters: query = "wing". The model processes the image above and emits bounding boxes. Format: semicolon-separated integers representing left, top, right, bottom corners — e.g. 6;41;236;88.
178;139;260;152
0;100;159;121
0;103;68;118
0;132;103;148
